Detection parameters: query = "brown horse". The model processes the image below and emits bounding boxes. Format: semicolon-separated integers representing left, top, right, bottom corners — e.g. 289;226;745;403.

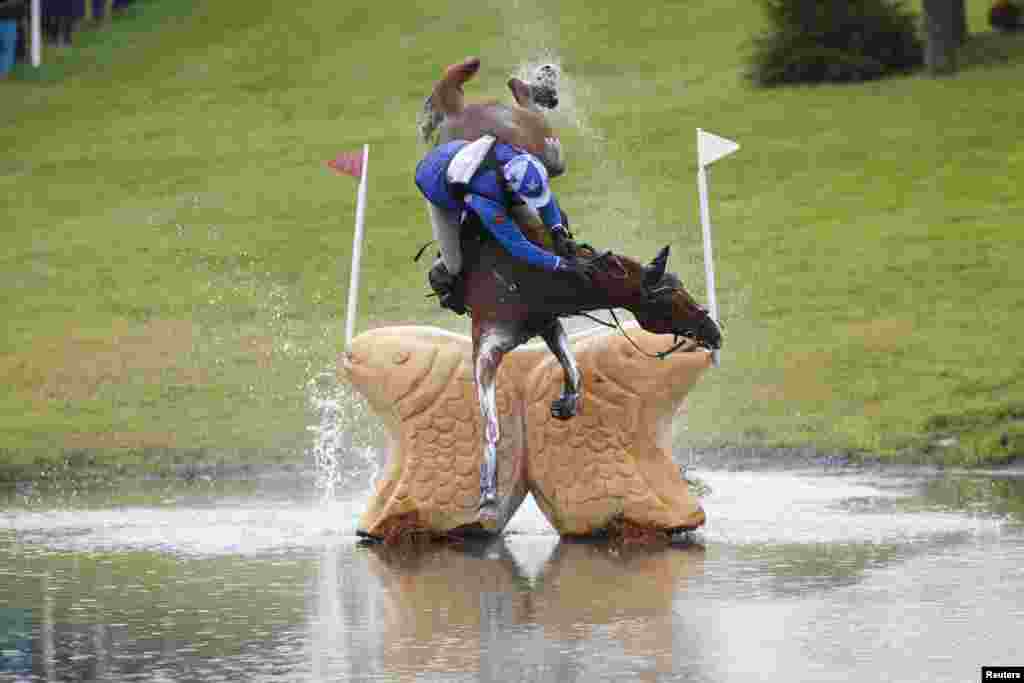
417;58;720;516
420;56;566;177
456;218;723;515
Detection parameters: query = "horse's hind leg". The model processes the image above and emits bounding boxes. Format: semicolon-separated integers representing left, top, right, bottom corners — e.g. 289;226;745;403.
541;320;581;421
472;321;521;514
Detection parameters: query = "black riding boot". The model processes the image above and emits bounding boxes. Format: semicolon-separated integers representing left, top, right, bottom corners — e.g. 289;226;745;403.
428;259;467;315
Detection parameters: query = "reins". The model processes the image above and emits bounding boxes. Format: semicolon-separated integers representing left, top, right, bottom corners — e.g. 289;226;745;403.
576;309;693;360
572;251;696;360
414;238;699;359
413;240;436;263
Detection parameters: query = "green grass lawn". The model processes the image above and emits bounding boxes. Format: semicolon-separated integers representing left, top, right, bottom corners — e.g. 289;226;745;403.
2;0;1022;469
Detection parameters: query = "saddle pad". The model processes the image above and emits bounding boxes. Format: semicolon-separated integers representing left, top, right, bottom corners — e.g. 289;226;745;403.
446;135;496;186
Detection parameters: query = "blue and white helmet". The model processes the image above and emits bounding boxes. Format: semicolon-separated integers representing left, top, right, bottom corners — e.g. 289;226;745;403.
502;153;551;211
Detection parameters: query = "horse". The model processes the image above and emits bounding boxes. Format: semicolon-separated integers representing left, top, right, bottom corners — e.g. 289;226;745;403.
420;56;566;177
416;57;720;517
454;217;723;516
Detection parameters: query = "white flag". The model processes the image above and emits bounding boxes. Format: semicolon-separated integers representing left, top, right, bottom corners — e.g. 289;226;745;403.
698;129;740;168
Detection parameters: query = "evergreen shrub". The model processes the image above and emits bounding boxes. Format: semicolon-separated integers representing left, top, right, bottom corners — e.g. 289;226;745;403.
989;1;1023;31
749;0;924;85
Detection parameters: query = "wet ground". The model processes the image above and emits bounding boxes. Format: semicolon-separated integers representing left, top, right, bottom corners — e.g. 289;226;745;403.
1;460;1022;682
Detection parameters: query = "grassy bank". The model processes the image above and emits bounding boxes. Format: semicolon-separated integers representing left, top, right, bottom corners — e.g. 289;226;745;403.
2;0;1022;469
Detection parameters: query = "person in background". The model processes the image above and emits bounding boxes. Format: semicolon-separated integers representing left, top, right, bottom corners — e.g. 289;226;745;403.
43;0;76;48
0;0;25;79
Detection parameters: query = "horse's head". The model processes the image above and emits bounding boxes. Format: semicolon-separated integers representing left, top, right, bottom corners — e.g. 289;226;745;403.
626;246;722;351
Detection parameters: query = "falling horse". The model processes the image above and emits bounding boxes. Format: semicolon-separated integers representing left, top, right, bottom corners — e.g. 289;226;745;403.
420;56;566;177
456;219;723;517
418;57;721;517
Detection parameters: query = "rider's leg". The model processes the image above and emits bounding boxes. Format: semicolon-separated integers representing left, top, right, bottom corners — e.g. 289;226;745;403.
427;201;463;275
425;201;467;314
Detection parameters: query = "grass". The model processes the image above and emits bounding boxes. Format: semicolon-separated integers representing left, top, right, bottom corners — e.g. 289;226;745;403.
1;0;1023;470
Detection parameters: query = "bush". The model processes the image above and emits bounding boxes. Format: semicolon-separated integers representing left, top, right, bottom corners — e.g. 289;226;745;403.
989;1;1023;31
749;0;924;85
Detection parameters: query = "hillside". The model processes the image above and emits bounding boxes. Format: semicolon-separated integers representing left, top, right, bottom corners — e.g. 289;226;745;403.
2;0;1022;467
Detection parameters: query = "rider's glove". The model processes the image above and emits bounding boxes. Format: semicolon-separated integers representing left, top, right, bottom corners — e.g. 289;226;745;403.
555;255;599;285
551;224;578;258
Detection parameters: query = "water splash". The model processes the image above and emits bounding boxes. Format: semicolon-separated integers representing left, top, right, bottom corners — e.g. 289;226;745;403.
306;370;381;505
510;52;603;143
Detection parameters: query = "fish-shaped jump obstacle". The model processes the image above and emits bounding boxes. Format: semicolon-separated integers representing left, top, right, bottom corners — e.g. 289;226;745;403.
340;324;710;539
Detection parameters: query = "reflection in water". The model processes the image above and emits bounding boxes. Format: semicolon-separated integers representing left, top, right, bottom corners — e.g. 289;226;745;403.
336;538;706;682
0;468;1022;682
918;474;1024;521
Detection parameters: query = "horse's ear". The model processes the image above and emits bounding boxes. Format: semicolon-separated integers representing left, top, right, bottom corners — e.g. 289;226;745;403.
643;245;670;287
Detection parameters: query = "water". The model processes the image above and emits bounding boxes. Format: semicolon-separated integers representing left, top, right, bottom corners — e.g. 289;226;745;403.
1;459;1022;682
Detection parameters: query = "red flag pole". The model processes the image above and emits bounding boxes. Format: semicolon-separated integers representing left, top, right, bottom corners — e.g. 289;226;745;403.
344;144;369;348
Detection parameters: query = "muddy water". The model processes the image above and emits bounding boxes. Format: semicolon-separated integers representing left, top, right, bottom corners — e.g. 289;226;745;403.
1;464;1021;682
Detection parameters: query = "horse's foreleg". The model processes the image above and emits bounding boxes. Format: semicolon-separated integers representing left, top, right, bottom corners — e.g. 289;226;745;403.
473;324;520;513
541;320;581;420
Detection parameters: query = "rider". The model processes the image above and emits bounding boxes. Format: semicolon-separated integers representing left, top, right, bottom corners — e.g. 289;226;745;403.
415;136;594;315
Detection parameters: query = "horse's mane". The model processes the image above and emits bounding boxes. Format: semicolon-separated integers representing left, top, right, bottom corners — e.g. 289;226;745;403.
573;242;647;286
458;215;659;318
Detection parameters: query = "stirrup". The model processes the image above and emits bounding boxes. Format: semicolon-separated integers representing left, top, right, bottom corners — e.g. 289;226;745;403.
439;290;467;316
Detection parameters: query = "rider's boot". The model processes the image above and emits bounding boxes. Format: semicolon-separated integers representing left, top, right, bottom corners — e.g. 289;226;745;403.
530;63;560;110
428;259;467;315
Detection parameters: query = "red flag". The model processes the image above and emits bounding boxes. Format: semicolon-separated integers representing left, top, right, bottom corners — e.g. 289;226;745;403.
327;150;364;179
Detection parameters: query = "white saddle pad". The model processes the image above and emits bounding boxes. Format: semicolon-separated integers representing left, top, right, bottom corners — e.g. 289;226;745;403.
446;135;496;186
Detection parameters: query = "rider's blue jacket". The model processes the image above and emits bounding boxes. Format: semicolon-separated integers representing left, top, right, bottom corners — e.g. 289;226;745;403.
415;140;564;272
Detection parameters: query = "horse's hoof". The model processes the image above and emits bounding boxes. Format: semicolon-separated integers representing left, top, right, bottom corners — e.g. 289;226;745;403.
551;394;579;420
478;495;498;525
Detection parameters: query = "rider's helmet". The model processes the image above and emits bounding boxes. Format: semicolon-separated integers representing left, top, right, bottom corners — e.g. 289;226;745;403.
502;153;551;211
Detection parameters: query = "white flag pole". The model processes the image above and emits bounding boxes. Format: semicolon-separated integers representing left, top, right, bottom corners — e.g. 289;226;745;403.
697;161;720;367
31;0;41;68
696;128;739;368
344;144;369;349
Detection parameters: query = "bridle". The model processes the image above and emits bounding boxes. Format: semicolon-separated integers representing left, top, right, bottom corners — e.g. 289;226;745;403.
575;253;713;360
578;308;700;360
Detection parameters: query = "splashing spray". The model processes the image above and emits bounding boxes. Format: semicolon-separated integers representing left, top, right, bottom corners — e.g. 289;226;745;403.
307;371;381;505
511;52;603;142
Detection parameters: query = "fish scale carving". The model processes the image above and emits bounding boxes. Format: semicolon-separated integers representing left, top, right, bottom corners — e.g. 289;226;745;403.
341;325;709;538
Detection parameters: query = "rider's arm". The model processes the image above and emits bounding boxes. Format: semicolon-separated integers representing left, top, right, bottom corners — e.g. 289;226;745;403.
465;194;562;272
537;195;568;236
